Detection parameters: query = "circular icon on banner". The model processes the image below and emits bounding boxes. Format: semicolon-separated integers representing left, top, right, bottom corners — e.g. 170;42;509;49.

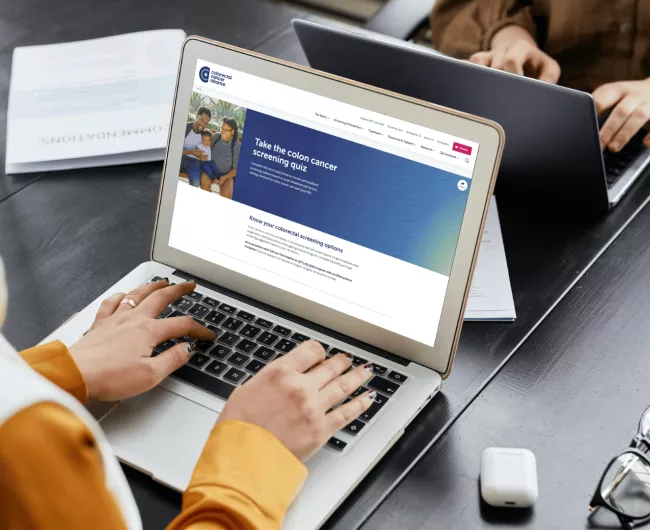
457;180;468;191
199;66;210;83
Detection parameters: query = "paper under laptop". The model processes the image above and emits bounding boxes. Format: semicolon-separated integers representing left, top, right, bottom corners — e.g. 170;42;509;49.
5;29;186;174
464;196;516;321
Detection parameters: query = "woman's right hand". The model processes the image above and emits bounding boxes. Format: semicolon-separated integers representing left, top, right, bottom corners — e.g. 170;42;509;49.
469;25;561;84
219;340;376;461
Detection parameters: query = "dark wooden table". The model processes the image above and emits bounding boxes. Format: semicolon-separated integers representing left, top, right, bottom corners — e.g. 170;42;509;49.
2;4;650;530
361;179;650;530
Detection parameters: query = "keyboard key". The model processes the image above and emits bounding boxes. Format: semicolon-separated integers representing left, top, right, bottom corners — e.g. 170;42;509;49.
318;342;330;351
173;365;235;399
273;325;291;336
245;359;266;374
171;297;194;312
210;345;231;359
291;332;310;343
255;318;273;329
192;340;215;353
343;419;366;436
157;307;173;319
228;352;250;367
168;310;186;319
206;325;222;338
222;317;243;332
224;367;247;384
205;311;226;326
352;386;369;398
330;348;348;356
275;339;297;353
188;353;210;368
351;355;367;366
387;371;408;384
254;347;276;361
327;437;348;451
359;394;388;422
240;324;261;339
368;376;400;396
203;297;219;308
192;317;203;325
219;303;237;315
155;340;176;353
188;304;209;319
372;364;388;376
219;332;240;347
258;331;279;346
205;360;228;376
187;291;203;301
150;276;163;283
237;310;255;322
236;339;257;354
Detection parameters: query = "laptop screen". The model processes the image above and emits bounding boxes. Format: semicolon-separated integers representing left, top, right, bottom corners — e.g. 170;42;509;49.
168;58;479;347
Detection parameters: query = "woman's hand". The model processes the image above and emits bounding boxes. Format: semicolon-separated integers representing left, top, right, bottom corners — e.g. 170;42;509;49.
593;79;650;152
469;25;561;84
69;279;216;401
219;340;376;461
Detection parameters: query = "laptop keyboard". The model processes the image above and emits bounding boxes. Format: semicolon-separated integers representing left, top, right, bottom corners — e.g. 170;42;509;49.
603;132;648;188
149;277;409;452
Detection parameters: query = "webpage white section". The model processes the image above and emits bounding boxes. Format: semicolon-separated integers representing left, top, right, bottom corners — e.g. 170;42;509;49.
170;184;448;346
193;59;479;178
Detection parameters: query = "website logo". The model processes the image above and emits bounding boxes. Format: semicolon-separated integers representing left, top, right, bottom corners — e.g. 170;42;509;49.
199;66;210;83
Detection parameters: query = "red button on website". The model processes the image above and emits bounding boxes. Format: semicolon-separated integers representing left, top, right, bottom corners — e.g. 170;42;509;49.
452;142;472;155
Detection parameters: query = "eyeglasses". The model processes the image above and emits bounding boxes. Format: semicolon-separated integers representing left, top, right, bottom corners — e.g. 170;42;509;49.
221;126;234;134
589;406;650;529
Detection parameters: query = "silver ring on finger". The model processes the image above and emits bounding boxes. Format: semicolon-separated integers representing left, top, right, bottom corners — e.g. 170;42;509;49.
120;297;138;309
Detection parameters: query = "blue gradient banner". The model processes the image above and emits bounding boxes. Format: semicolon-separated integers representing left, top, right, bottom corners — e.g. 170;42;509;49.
232;109;471;276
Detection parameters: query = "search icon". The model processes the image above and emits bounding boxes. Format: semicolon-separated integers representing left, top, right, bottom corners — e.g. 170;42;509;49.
465;158;470;163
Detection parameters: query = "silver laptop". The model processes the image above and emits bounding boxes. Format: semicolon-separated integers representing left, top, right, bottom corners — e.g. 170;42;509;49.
44;36;503;529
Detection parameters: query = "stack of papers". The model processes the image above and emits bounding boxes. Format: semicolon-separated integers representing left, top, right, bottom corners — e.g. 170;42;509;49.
464;196;517;321
5;29;186;173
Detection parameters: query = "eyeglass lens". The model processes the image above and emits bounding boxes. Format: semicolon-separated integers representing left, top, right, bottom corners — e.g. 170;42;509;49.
600;451;650;519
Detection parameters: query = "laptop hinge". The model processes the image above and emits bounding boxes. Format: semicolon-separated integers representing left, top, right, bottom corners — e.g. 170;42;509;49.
173;269;410;367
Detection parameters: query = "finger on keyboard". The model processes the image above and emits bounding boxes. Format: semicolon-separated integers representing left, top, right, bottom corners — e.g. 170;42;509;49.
319;363;373;411
137;280;197;317
273;339;326;373
152;315;215;343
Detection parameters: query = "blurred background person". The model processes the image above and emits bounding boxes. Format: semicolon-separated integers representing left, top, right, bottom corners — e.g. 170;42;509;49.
430;0;650;153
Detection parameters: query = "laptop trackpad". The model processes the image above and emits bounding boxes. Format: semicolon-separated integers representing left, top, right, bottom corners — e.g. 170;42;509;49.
101;386;219;490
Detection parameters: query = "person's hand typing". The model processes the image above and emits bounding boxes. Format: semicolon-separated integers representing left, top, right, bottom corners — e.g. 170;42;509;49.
69;279;216;401
469;25;561;84
219;340;376;461
593;79;650;152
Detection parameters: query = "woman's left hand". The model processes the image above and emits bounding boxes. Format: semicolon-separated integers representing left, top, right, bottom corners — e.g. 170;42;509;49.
69;279;216;401
594;78;650;152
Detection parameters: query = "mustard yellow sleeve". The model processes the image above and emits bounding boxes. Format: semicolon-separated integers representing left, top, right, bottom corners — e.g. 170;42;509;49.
0;402;127;530
19;340;88;403
168;420;308;530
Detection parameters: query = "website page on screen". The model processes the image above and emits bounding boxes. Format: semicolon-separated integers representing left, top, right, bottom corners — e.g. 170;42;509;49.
168;58;479;346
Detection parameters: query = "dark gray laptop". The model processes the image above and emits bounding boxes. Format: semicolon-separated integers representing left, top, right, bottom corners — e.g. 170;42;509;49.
293;19;650;216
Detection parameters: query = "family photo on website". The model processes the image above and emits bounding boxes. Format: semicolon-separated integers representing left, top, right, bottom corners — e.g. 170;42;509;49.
179;92;246;199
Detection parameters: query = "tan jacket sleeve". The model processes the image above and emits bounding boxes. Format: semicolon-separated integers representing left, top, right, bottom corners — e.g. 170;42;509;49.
3;342;307;530
431;0;538;57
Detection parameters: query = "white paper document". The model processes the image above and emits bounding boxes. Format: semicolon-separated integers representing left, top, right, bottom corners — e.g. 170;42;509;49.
5;29;186;174
464;196;516;321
